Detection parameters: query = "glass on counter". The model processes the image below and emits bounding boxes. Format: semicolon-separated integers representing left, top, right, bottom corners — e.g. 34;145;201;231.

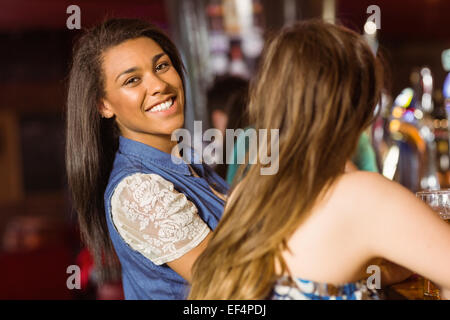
415;189;450;299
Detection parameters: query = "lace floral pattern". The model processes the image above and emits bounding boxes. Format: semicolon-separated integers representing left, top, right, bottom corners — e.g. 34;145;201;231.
110;173;210;265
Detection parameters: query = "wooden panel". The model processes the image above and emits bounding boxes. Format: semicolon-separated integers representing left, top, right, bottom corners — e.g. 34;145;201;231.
0;82;65;113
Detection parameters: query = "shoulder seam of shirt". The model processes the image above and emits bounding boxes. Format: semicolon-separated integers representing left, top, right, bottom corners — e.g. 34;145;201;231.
111;172;173;202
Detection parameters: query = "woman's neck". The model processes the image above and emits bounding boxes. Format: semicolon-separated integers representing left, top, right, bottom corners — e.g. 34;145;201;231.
123;132;180;155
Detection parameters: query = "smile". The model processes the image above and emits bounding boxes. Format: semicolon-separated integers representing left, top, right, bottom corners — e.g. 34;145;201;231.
147;97;175;113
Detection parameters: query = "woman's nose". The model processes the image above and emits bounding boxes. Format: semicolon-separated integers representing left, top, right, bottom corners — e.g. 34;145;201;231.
146;74;169;96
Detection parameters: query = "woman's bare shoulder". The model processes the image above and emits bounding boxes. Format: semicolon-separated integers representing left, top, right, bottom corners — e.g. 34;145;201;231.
335;171;412;202
337;170;397;191
329;170;423;222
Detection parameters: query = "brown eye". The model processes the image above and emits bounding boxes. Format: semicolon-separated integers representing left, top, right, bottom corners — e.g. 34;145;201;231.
124;77;139;86
155;62;170;72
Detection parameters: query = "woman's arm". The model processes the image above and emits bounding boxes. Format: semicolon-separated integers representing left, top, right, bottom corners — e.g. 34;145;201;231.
442;287;450;299
351;172;450;295
167;232;212;282
377;259;414;287
110;173;216;283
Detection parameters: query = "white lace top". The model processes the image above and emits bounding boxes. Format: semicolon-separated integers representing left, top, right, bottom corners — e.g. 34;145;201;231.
110;173;211;265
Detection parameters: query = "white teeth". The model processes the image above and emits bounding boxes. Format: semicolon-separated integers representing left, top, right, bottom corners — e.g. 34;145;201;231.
148;98;174;113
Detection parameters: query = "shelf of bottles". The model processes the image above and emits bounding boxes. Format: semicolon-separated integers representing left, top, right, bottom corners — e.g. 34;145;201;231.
205;0;265;79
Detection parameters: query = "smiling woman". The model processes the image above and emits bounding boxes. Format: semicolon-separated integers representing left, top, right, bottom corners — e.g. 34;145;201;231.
65;18;229;300
100;37;185;151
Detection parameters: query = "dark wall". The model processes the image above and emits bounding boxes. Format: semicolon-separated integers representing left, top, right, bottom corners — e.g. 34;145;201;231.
338;0;450;99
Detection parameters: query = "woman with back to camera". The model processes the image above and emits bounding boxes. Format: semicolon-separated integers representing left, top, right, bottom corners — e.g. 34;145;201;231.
189;20;450;300
66;18;229;299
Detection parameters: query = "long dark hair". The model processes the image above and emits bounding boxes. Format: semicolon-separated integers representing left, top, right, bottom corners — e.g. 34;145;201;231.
66;18;185;282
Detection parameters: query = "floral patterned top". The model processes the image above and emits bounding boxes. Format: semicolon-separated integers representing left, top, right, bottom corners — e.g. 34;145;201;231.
111;173;213;265
271;276;381;300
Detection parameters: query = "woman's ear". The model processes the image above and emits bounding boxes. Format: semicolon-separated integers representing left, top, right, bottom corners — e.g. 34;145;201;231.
98;100;115;119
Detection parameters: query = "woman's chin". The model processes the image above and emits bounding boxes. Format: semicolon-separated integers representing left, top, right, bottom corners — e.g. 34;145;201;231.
160;117;185;136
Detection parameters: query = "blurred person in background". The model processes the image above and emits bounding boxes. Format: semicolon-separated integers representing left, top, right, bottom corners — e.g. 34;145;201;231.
66;18;229;300
189;20;450;300
206;75;249;179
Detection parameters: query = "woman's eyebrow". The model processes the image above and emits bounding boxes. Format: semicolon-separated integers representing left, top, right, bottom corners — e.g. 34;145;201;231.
115;67;139;82
114;52;167;83
152;52;166;65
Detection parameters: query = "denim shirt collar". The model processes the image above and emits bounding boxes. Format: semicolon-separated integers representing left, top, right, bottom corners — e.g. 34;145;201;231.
118;136;204;176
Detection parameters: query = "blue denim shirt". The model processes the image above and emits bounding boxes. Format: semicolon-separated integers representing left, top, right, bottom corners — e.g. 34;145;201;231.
104;136;229;299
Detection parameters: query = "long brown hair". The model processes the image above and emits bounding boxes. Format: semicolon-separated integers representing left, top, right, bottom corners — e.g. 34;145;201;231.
65;18;185;282
189;20;383;299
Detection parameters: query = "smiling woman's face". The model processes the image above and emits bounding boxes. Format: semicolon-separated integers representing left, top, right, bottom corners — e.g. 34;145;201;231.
100;37;184;147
